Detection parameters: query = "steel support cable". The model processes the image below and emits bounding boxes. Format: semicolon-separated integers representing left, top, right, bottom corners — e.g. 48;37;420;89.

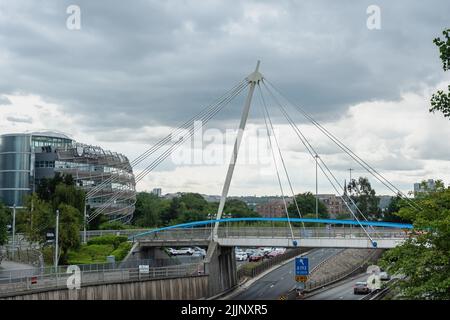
88;82;249;222
88;86;243;222
262;84;390;239
257;83;306;232
134;82;249;182
257;88;296;242
262;82;395;233
264;79;420;211
86;79;247;198
261;83;377;244
88;82;248;219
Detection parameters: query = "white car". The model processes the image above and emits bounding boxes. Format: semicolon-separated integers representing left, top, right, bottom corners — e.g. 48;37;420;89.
177;247;194;255
235;252;247;261
379;272;391;281
193;247;206;257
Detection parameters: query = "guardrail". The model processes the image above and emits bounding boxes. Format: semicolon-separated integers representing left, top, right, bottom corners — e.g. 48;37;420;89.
0;247;43;268
304;249;383;291
0;262;206;297
361;278;398;300
237;248;307;279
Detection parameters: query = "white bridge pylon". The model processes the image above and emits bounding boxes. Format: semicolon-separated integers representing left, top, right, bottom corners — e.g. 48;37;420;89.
213;61;263;242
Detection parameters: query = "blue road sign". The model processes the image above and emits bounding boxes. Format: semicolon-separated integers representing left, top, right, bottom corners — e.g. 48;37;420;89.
295;257;309;276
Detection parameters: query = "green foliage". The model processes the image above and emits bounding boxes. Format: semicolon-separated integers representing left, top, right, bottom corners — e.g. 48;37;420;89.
347;177;381;220
434;29;450;71
133;192;169;227
67;235;132;264
87;235;127;249
379;187;450;299
430;29;450;119
223;199;261;218
288;192;328;219
57;204;82;263
0;202;10;245
110;242;132;261
383;194;412;223
67;244;115;264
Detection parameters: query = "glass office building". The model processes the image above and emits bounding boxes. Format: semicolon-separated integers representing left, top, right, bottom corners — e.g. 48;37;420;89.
0;132;136;222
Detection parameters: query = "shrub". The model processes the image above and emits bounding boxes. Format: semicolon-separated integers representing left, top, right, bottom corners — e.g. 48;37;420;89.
87;235;127;249
110;242;132;261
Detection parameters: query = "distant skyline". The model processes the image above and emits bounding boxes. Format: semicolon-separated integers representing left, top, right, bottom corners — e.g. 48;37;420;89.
1;1;450;196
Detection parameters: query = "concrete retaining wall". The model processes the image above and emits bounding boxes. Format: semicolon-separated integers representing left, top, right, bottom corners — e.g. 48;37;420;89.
3;275;209;300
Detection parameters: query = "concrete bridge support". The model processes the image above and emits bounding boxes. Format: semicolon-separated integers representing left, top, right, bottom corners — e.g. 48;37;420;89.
205;241;237;297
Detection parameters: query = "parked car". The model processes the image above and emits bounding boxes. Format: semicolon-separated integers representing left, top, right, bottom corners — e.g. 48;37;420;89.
267;250;281;259
249;252;264;262
353;281;371;294
235;252;247;261
379;272;391;281
167;248;178;256
193;247;206;257
177;247;194;255
192;251;205;258
243;249;255;258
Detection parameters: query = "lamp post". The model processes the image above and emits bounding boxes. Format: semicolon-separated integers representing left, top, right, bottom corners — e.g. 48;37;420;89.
12;204;16;258
224;213;232;237
207;213;216;240
54;209;60;272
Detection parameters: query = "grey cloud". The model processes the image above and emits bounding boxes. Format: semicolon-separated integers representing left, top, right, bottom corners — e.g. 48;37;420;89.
0;0;449;132
6;115;33;123
0;96;11;105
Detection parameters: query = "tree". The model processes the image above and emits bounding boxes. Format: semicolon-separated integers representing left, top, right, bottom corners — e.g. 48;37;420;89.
160;197;186;225
132;192;166;227
288;192;328;219
379;187;450;299
57;204;82;264
430;29;450;119
223;199;260;218
0;202;10;245
383;194;411;223
347;177;381;220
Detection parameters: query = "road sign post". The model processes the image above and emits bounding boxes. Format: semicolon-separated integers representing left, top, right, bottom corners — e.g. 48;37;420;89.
295;257;309;284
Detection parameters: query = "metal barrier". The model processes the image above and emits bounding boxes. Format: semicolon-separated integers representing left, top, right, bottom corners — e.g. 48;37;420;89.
0;247;43;268
237;248;306;279
0;262;206;297
304;249;383;291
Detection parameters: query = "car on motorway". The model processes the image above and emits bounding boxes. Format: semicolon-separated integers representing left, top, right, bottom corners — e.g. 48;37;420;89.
249;252;265;262
379;271;391;281
353;281;371;294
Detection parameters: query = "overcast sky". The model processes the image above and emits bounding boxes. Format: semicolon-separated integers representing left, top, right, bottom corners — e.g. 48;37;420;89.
1;0;449;197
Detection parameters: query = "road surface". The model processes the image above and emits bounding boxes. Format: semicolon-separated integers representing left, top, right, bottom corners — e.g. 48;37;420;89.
232;248;342;300
305;273;369;300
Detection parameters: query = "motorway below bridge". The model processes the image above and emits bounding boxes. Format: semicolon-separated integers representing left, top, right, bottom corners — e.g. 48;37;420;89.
304;273;369;300
231;248;342;300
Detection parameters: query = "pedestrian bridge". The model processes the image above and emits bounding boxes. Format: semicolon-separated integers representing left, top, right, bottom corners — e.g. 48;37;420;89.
130;218;412;249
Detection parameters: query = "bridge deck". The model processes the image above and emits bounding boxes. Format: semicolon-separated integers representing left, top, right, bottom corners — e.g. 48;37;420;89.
135;227;408;249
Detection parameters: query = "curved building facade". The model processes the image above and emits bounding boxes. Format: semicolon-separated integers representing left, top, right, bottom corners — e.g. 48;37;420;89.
0;132;136;222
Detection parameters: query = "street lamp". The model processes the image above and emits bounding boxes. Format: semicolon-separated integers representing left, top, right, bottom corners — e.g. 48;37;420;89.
207;213;216;240
54;209;60;272
224;213;232;237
